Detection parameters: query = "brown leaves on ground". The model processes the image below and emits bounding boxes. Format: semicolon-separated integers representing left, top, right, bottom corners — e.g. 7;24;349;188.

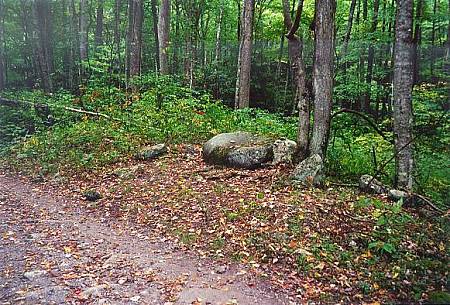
42;144;448;303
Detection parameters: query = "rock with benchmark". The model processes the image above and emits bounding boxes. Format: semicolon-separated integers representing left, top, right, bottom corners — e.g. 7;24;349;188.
203;132;273;169
291;154;324;186
272;139;297;165
136;143;167;161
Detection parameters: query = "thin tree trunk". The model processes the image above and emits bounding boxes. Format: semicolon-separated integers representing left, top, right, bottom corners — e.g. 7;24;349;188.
215;1;225;64
282;0;309;160
0;0;5;90
309;0;336;158
343;0;357;53
158;0;170;75
430;0;437;78
151;0;160;71
363;0;380;113
79;0;88;62
113;0;121;75
94;0;104;49
393;0;414;190
129;0;143;78
34;0;54;92
412;0;422;84
235;0;255;109
363;0;368;20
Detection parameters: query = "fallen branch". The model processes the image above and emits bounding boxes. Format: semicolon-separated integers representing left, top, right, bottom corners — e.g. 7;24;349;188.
332;108;393;144
0;96;121;121
412;193;446;214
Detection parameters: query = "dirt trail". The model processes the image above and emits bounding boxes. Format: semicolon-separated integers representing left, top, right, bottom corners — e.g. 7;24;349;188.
0;174;291;305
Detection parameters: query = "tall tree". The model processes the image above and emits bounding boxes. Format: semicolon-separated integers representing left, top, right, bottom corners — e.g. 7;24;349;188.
412;0;422;84
79;0;88;62
158;0;170;75
128;0;144;78
393;0;414;190
343;0;357;53
235;0;255;109
94;0;104;49
0;0;5;90
309;0;336;157
282;0;309;160
34;0;54;92
363;0;380;113
151;0;160;71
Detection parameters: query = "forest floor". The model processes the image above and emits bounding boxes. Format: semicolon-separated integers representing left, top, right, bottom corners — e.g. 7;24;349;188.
0;144;448;304
0;173;290;305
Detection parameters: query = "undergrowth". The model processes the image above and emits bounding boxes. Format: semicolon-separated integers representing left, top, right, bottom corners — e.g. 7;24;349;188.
0;75;448;208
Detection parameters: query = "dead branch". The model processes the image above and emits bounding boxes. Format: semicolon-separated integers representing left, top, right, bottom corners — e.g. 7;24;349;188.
0;96;121;121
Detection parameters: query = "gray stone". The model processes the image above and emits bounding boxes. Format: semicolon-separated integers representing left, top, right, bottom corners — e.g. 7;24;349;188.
388;189;409;201
83;190;102;202
291;154;324;186
202;132;273;169
23;270;47;280
272;139;297;164
359;175;388;194
81;285;107;299
136;144;168;160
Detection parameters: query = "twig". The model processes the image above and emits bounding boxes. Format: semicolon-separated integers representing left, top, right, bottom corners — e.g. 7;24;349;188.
413;193;446;214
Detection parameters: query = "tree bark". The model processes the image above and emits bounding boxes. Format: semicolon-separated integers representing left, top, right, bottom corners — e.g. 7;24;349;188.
79;0;88;62
362;0;379;113
282;0;309;161
34;0;54;92
94;0;104;49
129;0;143;78
235;0;255;109
343;0;357;53
151;0;160;71
309;0;336;158
0;0;5;90
412;0;422;84
158;0;170;75
393;0;414;190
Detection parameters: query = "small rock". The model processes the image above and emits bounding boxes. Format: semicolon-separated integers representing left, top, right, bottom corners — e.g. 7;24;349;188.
388;189;409;201
118;277;127;285
130;296;140;302
291;154;324;186
23;270;47;280
136;143;168;160
272;139;297;164
81;285;107;299
83;190;102;202
359;175;388;194
215;265;228;274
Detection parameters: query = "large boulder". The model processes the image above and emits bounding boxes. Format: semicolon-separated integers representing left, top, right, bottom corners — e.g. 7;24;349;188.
272;139;297;164
291;154;324;186
203;132;273;169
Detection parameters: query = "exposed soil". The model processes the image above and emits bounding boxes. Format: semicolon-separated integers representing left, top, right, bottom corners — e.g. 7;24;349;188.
0;173;291;305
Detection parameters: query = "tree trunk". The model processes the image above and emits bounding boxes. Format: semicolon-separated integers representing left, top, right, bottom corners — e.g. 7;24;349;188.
158;0;170;75
129;0;143;78
430;0;437;78
393;0;414;190
215;1;225;65
94;0;104;49
34;0;54;92
282;0;309;161
343;0;357;53
363;0;379;113
412;0;422;84
79;0;88;62
0;0;5;90
235;0;255;109
309;0;336;158
151;0;160;71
